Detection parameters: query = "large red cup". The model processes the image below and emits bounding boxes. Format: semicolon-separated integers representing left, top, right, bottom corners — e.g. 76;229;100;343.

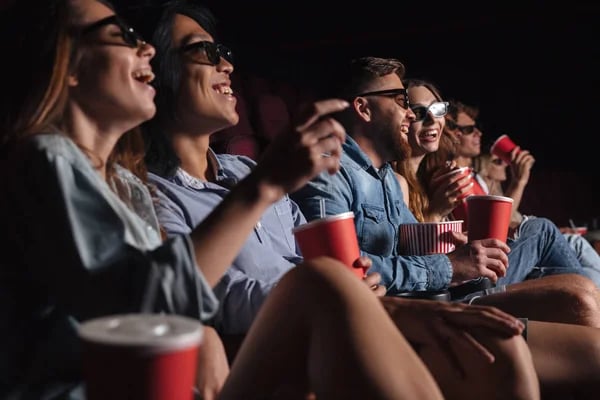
293;212;365;278
450;175;487;225
490;134;520;164
79;314;203;400
466;195;514;242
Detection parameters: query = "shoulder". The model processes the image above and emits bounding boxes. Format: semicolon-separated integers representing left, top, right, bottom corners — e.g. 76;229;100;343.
215;153;255;182
395;172;410;206
216;153;255;170
12;133;94;174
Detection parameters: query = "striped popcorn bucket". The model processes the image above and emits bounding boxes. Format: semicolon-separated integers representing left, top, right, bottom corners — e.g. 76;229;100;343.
398;221;464;255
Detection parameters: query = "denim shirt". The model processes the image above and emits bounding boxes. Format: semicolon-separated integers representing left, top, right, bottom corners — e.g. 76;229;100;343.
291;136;453;293
148;150;305;334
0;134;218;399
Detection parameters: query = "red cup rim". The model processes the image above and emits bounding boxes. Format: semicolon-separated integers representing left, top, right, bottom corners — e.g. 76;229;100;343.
293;211;355;233
79;314;204;352
490;134;517;153
431;166;471;183
466;194;514;203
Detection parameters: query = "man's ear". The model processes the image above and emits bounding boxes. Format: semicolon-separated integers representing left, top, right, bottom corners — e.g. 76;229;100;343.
353;97;371;122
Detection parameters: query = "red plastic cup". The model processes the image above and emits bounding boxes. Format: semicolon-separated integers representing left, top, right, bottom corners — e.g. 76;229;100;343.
79;314;204;400
466;195;514;242
490;134;520;164
293;212;365;278
450;173;487;225
399;220;463;255
432;167;474;200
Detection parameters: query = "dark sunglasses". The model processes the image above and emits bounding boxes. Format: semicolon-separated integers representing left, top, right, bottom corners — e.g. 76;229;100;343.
445;119;479;135
80;15;145;48
410;101;449;122
180;41;234;65
355;88;410;110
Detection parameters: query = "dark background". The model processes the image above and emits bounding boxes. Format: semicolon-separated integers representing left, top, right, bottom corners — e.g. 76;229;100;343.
199;0;600;227
3;0;596;226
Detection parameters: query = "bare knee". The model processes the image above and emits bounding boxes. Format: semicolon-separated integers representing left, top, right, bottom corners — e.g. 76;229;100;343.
484;335;540;400
551;277;600;327
282;256;370;312
428;333;539;400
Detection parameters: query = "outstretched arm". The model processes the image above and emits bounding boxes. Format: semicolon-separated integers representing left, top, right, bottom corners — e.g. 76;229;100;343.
190;99;349;286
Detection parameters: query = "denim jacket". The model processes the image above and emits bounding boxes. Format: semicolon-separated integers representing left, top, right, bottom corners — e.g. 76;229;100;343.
0;134;218;399
291;136;453;293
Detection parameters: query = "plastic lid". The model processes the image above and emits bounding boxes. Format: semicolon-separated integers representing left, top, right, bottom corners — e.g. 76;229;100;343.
79;314;203;351
292;211;355;233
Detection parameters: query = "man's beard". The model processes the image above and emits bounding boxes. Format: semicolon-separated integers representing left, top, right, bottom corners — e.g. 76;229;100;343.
371;120;412;163
390;133;412;162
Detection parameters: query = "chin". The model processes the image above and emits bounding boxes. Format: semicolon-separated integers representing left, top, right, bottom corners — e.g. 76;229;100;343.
137;105;157;123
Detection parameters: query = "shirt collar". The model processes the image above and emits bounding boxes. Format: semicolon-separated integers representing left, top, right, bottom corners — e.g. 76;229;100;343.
343;135;390;177
175;148;225;189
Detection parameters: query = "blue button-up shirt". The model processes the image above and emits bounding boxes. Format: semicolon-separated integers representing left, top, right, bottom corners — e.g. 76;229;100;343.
149;151;305;334
291;136;453;293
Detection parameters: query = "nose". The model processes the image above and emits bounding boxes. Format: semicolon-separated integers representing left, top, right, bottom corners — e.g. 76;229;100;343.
138;41;156;60
405;106;416;121
217;56;234;74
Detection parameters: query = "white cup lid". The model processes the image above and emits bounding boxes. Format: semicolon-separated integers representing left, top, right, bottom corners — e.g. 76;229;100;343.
293;211;355;233
79;314;203;351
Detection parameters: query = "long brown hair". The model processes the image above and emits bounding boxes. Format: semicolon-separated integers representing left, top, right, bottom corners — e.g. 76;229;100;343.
0;1;71;148
0;0;148;184
394;79;445;221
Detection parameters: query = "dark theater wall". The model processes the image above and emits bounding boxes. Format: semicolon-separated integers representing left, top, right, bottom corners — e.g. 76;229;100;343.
109;0;600;226
201;0;600;226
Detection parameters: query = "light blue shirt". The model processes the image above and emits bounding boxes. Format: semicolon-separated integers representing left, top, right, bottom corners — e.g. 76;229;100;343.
0;134;218;399
148;150;305;334
291;136;453;293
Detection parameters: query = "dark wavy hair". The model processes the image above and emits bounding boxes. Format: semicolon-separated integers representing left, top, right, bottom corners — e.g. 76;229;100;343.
127;1;218;177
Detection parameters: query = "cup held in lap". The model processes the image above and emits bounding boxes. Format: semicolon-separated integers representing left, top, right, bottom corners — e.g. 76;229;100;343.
79;314;203;400
466;195;514;242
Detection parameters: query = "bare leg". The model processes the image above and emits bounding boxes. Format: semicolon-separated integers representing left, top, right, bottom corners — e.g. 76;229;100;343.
416;328;539;399
528;321;600;399
473;274;600;327
219;256;444;400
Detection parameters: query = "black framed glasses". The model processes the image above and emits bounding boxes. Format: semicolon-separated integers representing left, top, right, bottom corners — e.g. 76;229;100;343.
80;15;145;48
355;88;409;109
445;119;479;135
180;41;234;65
410;101;449;121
